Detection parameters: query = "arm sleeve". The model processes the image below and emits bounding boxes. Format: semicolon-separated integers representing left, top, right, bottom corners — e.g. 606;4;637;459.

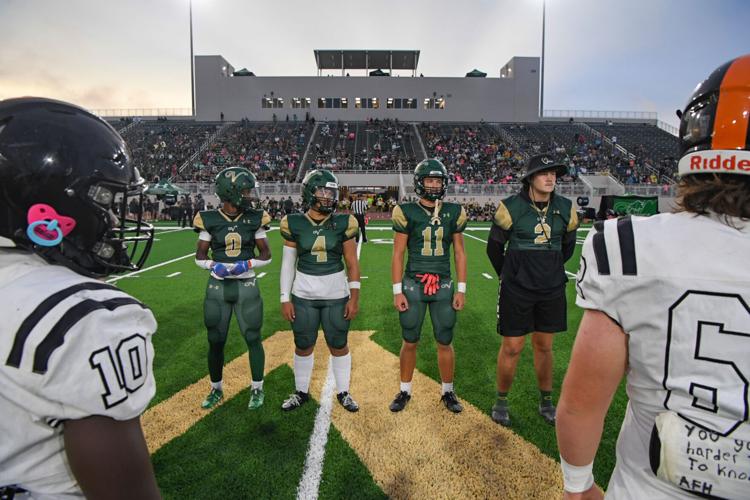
253;228;267;240
391;205;409;233
486;224;508;277
279;245;297;302
199;230;212;242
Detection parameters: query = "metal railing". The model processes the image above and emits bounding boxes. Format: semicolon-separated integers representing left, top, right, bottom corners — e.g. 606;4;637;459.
92;108;193;117
657;120;680;137
544;110;658;120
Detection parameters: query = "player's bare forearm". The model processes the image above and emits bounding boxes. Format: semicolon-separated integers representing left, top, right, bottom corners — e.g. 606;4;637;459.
255;237;271;260
343;238;360;282
64;416;161;500
195;239;210;260
391;232;407;284
557;310;627;466
452;233;467;283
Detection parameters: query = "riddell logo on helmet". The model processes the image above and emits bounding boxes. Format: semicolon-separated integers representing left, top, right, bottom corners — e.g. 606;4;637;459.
679;150;750;176
689;153;750;171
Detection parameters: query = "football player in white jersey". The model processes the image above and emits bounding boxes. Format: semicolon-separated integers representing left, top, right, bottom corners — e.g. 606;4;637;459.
556;54;750;499
0;98;160;498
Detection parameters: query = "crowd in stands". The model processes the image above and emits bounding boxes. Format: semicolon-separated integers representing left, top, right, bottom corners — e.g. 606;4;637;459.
420;123;533;185
116;117;679;188
122;122;221;182
307;119;420;172
190;121;312;183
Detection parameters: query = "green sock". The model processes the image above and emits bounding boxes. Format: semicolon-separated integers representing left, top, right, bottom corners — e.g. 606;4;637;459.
495;391;509;408
540;390;553;408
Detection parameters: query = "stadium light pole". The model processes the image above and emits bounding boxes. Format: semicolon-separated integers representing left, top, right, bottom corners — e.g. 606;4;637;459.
189;0;195;117
540;0;546;119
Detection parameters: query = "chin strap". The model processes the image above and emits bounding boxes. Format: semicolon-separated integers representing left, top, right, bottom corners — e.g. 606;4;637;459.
430;200;442;226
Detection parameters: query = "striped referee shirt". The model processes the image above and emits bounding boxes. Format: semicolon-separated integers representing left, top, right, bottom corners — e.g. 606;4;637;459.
351;199;368;215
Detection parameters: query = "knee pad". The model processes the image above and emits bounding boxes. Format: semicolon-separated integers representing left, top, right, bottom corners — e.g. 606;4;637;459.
431;299;457;345
322;301;350;350
399;302;426;343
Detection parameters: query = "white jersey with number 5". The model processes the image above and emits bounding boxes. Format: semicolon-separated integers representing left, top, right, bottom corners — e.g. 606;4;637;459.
576;212;750;499
0;250;156;498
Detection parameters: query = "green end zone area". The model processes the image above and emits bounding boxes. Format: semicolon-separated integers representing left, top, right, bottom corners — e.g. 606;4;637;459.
116;221;626;497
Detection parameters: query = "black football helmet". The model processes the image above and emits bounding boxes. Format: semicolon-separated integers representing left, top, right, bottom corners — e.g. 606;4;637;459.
0;97;154;277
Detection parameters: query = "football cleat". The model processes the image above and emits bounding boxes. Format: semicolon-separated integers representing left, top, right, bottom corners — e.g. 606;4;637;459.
201;388;224;409
389;391;412;412
281;391;310;411
440;391;463;413
539;404;556;425
247;388;264;410
337;392;359;412
492;403;511;427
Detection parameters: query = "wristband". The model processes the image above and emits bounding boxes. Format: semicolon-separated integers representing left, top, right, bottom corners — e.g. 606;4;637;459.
457;282;467;293
348;281;361;289
560;456;595;493
392;283;402;295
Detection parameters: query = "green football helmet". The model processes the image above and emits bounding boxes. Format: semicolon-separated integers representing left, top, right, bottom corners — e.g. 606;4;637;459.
302;169;339;214
414;159;449;201
215;167;258;210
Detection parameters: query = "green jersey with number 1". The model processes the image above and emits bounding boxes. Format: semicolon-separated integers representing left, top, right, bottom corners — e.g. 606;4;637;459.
392;201;467;278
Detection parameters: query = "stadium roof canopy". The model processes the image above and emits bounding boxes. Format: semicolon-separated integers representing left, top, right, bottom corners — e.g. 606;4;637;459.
313;50;420;75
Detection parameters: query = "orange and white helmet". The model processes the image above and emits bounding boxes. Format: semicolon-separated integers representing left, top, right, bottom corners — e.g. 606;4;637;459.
678;54;750;177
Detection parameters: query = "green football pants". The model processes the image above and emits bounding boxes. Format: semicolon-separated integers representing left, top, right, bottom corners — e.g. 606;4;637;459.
290;295;350;350
399;275;456;345
203;276;264;382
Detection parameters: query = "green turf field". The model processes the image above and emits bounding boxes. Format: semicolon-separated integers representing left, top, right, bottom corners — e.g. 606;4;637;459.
116;220;627;498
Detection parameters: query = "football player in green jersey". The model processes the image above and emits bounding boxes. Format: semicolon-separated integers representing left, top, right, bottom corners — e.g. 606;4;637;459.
193;167;272;410
389;159;468;413
278;169;361;412
486;154;579;427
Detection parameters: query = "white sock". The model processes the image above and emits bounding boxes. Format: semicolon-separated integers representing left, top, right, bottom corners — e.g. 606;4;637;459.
211;380;223;391
294;353;314;393
442;382;454;394
251;380;263;390
331;353;351;393
400;381;412;395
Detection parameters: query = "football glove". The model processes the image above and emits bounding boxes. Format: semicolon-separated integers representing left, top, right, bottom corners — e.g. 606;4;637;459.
230;260;251;276
211;262;232;278
416;273;440;296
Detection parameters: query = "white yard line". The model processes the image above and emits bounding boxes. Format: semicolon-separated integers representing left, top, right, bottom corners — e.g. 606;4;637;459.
482;273;494;280
296;360;336;500
166;271;181;278
107;253;194;283
256;272;267;279
463;232;487;244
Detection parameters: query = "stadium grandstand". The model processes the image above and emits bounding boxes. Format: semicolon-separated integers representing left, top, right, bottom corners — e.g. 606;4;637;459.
99;49;680;220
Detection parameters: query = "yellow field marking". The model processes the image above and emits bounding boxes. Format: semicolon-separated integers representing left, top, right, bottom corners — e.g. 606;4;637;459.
142;331;294;453
143;330;564;498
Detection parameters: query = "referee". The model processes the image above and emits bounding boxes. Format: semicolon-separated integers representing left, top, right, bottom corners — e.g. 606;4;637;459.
351;196;368;243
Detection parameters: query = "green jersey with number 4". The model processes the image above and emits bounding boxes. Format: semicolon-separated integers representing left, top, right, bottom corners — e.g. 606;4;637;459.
392;202;467;278
280;213;359;275
193;209;271;262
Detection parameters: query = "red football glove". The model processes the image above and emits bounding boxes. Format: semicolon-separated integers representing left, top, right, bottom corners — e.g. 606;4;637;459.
416;273;440;296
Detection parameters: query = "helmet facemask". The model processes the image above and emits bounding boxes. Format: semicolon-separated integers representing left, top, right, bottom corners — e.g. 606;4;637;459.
311;186;339;214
